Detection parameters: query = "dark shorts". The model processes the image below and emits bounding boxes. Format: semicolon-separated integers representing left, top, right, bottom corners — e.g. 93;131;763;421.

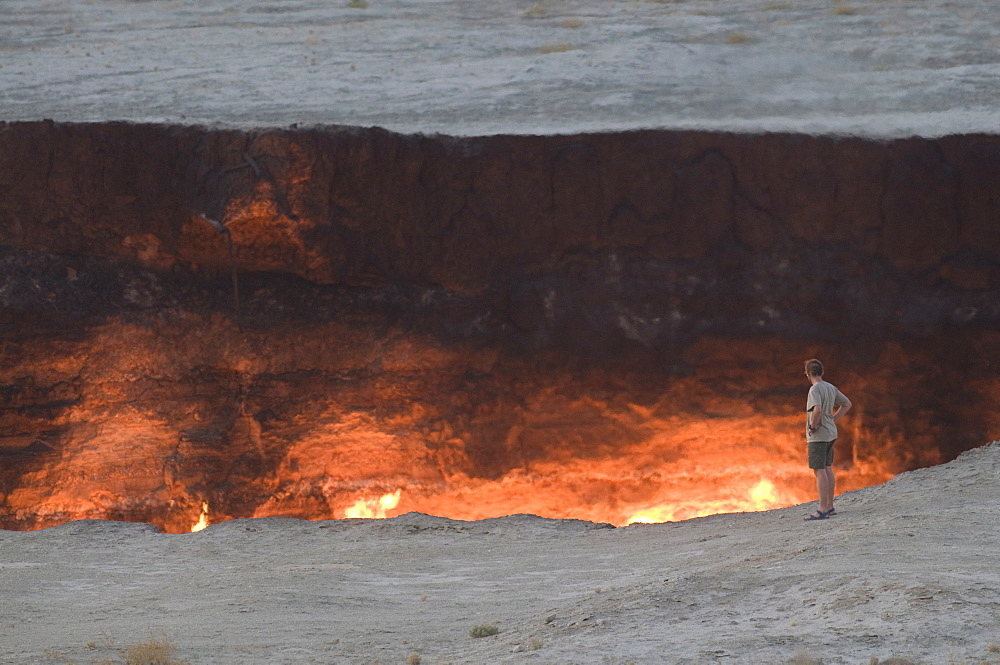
808;439;836;470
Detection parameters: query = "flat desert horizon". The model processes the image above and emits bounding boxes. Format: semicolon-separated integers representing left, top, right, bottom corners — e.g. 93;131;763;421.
2;0;998;137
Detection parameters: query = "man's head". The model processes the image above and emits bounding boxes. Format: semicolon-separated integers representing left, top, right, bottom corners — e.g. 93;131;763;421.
804;358;824;378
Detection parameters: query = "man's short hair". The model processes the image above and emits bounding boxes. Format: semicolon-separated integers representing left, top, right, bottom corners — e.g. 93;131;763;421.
805;359;824;377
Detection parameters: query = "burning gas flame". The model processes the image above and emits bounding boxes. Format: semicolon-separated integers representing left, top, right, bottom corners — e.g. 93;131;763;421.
190;502;210;532
625;479;782;525
748;478;779;510
344;490;402;519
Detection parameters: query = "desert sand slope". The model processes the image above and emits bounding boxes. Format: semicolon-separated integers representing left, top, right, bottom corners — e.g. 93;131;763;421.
2;442;1000;665
1;0;999;137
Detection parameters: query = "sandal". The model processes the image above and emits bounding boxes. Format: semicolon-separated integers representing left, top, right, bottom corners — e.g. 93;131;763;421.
804;510;828;521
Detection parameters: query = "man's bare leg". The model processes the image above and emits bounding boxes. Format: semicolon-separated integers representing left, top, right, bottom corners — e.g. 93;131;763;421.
825;466;835;513
815;467;835;513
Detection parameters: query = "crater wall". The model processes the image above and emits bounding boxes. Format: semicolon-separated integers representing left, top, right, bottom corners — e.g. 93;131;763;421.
1;122;998;532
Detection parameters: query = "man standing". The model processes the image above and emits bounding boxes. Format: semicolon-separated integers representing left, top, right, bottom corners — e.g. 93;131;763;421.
803;358;852;521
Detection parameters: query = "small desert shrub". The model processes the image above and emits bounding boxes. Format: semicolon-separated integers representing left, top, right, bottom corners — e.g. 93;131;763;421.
788;653;821;665
832;3;857;14
560;19;584;28
125;638;186;665
347;0;368;8
536;43;577;54
990;645;1000;653
530;638;544;650
523;5;547;18
407;654;421;665
469;624;500;638
725;31;753;44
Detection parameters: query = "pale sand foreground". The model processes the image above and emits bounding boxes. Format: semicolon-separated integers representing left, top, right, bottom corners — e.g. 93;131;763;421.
2;443;999;665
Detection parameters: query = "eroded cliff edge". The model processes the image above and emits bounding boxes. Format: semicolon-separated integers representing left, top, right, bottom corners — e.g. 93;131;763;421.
1;122;998;532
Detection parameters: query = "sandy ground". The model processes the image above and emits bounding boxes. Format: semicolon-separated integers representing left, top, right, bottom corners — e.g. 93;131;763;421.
1;0;999;137
1;442;998;665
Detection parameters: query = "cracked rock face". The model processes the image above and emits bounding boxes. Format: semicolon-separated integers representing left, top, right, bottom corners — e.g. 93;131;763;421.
1;122;999;532
3;123;998;311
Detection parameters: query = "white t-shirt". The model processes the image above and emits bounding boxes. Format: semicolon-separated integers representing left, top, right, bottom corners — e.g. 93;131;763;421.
806;380;849;443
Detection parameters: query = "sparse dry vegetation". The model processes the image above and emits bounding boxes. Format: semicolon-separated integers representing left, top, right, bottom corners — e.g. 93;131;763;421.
788;653;821;665
832;3;857;15
536;43;578;54
469;624;500;638
725;31;753;44
406;653;421;665
125;638;186;665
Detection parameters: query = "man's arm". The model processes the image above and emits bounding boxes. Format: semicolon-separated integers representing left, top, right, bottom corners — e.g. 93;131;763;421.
808;406;822;430
832;397;852;423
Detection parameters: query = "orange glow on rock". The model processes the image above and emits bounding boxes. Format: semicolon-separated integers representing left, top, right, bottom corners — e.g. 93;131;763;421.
251;407;892;528
2;314;982;534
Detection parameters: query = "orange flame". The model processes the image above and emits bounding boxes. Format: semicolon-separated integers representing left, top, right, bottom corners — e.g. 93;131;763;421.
2;321;928;534
625;479;782;524
242;407;899;530
344;490;402;519
190;502;210;532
